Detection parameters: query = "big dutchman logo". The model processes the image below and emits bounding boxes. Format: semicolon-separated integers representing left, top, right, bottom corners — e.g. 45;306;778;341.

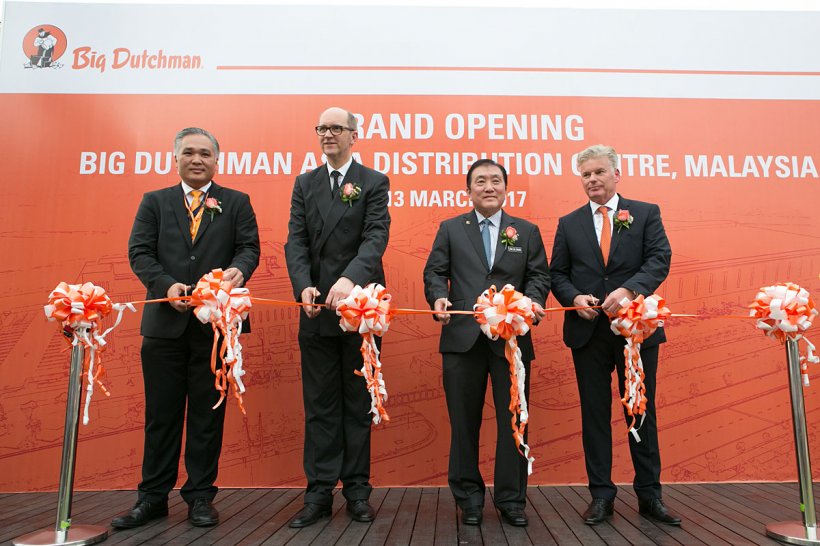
23;25;67;69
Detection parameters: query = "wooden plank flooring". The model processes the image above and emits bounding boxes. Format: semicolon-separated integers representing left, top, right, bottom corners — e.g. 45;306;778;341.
0;484;806;545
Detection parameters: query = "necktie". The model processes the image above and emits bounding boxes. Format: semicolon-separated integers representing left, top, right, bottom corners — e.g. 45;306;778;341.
481;218;493;269
330;170;342;198
598;205;610;266
188;189;204;242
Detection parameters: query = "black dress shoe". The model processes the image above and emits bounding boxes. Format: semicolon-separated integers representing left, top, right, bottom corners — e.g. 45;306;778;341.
111;499;168;529
346;500;376;522
639;498;681;526
498;506;528;526
188;498;219;527
582;498;614;525
461;506;483;525
289;503;331;528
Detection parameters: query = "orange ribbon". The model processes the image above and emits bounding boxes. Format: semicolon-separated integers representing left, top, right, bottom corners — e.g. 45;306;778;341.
44;281;135;424
609;294;671;441
337;284;393;424
474;284;535;474
749;283;818;385
190;269;252;414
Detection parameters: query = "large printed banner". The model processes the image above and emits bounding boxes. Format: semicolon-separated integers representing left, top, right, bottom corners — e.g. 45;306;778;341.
0;2;819;492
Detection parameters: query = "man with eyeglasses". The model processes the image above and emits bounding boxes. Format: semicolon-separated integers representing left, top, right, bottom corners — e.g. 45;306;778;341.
285;106;391;527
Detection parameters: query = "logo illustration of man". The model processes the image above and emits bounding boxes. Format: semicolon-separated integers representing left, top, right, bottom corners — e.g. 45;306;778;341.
22;25;67;69
33;29;57;67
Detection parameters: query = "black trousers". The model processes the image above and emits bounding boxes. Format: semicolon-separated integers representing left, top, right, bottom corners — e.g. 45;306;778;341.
442;336;531;510
572;318;662;502
138;315;226;504
298;331;374;506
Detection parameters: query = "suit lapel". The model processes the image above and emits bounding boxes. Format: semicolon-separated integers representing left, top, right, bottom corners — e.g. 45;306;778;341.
491;211;514;271
579;204;605;269
315;161;355;252
608;195;628;260
309;168;332;223
462;211;489;271
172;184;193;250
192;183;220;246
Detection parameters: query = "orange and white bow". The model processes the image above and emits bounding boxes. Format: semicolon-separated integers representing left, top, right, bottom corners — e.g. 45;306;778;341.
609;294;671;442
337;283;393;425
749;283;818;385
190;269;252;413
44;281;135;425
474;284;535;474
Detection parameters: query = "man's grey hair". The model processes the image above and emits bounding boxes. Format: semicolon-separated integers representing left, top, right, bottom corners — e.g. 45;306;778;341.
345;110;358;131
576;144;618;171
174;127;220;156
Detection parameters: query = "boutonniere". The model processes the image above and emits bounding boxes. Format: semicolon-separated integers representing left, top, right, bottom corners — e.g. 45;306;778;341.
500;226;519;247
614;209;633;232
340;182;362;206
204;197;223;219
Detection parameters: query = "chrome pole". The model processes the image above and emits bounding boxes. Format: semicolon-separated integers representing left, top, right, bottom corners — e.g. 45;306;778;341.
13;326;108;546
766;338;820;545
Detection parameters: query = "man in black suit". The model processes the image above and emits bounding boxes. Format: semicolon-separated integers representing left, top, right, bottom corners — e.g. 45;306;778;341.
550;144;680;526
113;127;260;529
423;159;550;527
284;107;391;527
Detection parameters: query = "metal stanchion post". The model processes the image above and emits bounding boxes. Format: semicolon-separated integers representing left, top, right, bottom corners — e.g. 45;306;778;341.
767;338;820;545
14;327;108;546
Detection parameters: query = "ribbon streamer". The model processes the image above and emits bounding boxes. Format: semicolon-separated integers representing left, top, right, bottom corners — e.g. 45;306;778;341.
337;284;393;425
609;294;671;442
749;283;819;385
473;284;535;475
190;269;252;414
44;281;135;424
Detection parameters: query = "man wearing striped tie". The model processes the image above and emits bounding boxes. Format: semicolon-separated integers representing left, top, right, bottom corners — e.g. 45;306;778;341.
114;127;260;530
550;144;679;526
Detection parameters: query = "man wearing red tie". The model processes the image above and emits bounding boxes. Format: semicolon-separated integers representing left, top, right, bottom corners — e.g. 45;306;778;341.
550;145;680;526
113;127;260;529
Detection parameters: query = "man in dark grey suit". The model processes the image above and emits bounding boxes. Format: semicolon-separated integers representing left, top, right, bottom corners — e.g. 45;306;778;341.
285;107;391;527
550;144;680;526
114;127;260;529
423;159;550;527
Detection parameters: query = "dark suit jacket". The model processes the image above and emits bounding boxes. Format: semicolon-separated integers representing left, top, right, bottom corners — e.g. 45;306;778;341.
284;161;391;336
423;210;551;360
550;195;671;349
128;182;260;338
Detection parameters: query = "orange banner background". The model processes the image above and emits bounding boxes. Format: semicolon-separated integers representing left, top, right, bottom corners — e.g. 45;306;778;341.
1;94;818;491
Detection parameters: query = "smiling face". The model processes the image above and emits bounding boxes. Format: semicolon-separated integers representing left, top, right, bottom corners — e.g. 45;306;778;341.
468;163;507;217
175;134;217;189
579;156;620;205
317;107;357;168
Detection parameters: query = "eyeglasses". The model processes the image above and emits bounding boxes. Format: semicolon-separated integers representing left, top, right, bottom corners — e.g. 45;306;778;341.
315;125;355;136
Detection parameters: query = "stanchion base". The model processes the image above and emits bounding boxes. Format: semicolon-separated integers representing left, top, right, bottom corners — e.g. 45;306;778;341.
12;524;108;546
767;521;820;545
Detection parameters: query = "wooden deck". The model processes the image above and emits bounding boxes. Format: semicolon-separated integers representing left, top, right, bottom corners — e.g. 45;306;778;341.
0;483;807;545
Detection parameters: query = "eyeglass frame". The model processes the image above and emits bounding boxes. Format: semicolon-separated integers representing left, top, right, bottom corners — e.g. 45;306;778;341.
315;125;356;136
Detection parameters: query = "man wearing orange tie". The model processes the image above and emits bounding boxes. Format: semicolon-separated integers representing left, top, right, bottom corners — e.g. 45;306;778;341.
113;127;259;529
550;145;680;526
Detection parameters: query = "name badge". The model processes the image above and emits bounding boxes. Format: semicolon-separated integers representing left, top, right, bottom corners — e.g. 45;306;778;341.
506;247;522;253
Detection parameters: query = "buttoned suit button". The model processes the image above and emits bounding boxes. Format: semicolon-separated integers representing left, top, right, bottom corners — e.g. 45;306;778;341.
190;256;196;261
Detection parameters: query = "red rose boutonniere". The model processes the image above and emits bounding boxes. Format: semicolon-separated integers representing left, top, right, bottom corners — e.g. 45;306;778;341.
204;197;222;219
614;209;633;233
500;226;519;247
340;182;362;206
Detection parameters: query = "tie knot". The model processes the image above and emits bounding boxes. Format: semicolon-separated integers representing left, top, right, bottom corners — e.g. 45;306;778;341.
481;218;491;228
331;170;341;185
190;190;203;207
597;205;608;216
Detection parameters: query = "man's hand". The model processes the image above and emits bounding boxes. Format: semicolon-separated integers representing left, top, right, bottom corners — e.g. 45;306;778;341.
167;283;191;313
222;267;245;288
532;302;546;325
434;298;452;324
301;286;321;318
325;277;355;311
572;294;600;321
601;287;634;315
